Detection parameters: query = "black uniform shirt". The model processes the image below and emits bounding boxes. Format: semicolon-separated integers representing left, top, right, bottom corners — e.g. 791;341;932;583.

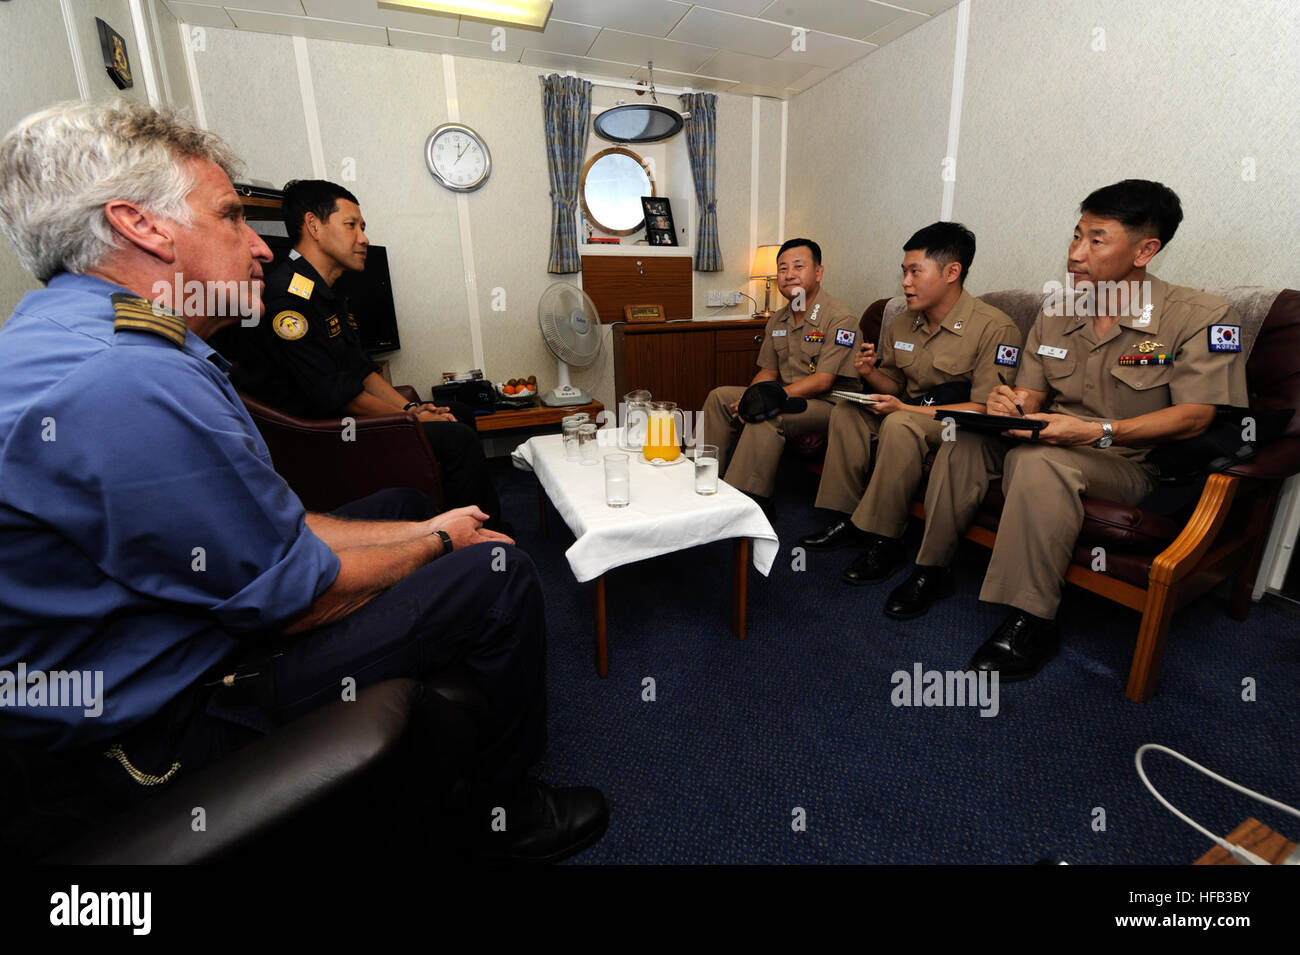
235;252;380;418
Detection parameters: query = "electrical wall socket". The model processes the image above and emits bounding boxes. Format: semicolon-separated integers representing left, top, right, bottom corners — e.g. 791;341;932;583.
708;290;745;307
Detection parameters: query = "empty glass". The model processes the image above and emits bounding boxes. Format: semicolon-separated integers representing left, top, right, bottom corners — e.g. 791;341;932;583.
562;417;582;459
578;423;599;465
693;444;719;495
604;453;630;507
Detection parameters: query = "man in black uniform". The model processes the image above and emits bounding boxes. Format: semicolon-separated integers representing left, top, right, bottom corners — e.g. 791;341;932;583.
234;179;506;528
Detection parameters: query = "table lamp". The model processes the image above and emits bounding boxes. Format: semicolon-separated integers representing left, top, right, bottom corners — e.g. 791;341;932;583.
750;244;780;319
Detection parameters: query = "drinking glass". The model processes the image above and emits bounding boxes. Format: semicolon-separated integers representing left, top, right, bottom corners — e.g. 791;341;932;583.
604;453;630;507
693;444;719;495
578;423;599;465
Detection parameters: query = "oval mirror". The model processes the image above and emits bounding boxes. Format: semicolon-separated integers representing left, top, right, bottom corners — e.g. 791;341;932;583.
580;147;656;236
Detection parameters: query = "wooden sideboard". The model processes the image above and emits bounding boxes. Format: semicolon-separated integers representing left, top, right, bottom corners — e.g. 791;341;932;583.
613;318;767;414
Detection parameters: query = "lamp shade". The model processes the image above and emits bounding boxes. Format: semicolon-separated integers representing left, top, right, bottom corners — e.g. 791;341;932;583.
749;244;780;279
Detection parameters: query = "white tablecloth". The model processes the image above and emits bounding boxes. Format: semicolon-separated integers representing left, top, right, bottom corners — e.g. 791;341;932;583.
512;432;779;583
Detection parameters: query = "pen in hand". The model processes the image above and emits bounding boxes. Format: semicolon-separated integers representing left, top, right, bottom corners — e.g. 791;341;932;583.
997;373;1025;416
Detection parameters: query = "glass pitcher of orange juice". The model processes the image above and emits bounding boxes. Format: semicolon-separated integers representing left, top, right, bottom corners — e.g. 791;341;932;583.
643;401;681;462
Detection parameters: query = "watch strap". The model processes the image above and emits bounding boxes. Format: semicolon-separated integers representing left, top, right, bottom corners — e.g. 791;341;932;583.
433;529;453;553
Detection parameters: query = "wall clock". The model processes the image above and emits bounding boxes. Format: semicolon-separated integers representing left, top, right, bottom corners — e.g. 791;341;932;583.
424;123;491;192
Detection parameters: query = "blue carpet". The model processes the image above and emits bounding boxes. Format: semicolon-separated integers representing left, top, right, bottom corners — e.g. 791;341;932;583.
490;458;1300;865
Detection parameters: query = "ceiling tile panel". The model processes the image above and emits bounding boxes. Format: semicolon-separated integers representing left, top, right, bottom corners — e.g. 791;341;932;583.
519;48;641;78
774;29;875;70
758;0;901;41
164;2;237;28
861;10;929;46
458;18;597;56
669;7;790;58
696;47;815;87
226;8;389;44
222;0;305;14
301;0;459;36
550;0;691;39
689;0;770;15
628;64;740;93
588;28;716;74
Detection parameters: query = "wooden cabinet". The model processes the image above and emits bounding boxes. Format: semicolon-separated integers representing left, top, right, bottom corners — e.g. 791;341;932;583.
613;318;767;414
581;254;693;322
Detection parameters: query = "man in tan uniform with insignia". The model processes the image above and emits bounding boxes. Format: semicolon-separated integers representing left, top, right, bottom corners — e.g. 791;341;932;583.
891;180;1249;681
701;238;861;504
798;223;1022;587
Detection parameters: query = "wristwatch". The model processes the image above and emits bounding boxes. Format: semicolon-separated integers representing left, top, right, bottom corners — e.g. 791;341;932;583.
403;401;422;412
1095;422;1114;449
433;529;453;553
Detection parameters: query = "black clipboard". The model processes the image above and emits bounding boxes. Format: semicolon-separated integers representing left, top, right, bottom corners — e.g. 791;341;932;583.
940;410;1046;436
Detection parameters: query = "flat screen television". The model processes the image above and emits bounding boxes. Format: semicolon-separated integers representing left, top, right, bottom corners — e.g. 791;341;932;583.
257;234;401;355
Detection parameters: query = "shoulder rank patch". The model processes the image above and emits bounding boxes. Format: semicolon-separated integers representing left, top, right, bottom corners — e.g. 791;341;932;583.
995;344;1020;367
110;293;185;347
287;272;316;300
804;330;825;344
835;328;856;347
273;310;308;341
1208;324;1241;352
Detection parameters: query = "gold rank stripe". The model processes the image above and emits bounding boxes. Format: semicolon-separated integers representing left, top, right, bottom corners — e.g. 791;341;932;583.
110;293;186;348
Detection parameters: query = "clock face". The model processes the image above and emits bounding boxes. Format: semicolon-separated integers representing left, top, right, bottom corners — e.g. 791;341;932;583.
425;124;491;192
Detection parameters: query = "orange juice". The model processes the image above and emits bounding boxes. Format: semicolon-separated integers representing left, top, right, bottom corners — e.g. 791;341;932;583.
643;406;680;462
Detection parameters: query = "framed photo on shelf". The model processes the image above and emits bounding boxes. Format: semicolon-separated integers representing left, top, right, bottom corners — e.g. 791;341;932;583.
641;196;677;247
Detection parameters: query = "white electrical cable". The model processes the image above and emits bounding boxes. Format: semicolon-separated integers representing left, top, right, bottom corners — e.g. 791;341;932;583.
1135;743;1300;865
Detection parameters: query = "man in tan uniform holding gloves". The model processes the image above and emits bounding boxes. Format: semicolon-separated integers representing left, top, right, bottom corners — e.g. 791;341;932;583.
892;180;1248;682
798;223;1021;588
701;238;861;506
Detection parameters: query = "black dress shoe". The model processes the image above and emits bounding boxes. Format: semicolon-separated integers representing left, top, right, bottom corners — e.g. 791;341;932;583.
841;535;906;585
969;610;1061;682
477;778;609;864
798;519;868;551
883;565;954;619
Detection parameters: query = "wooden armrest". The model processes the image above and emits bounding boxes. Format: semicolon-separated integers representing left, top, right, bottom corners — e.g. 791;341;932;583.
1148;472;1239;587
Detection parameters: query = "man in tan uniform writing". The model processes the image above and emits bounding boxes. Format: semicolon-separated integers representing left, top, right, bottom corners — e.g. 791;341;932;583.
701;238;862;505
799;223;1022;587
892;180;1248;682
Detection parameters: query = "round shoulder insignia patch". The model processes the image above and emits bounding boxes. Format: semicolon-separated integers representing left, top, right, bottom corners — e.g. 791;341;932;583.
273;310;308;341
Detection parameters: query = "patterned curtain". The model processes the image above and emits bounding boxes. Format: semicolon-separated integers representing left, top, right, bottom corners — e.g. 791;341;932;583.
541;74;592;274
679;92;721;271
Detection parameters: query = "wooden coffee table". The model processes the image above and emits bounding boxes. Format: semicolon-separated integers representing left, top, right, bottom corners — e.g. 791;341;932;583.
513;432;778;676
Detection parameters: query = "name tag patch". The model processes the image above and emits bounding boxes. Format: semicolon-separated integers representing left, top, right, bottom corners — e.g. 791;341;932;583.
772;329;787;337
804;330;824;344
894;341;915;352
835;328;856;347
1037;345;1069;359
1208;324;1241;352
326;314;341;338
995;344;1020;367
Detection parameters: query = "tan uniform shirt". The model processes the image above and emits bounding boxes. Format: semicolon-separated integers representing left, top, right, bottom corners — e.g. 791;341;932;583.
755;290;861;392
875;289;1023;403
1017;274;1249;460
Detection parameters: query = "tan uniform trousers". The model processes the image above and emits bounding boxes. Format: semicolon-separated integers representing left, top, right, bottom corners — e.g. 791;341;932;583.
701;385;834;497
815;403;947;538
916;433;1156;619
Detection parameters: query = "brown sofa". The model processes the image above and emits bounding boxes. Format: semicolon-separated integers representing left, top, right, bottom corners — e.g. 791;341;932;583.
813;287;1300;702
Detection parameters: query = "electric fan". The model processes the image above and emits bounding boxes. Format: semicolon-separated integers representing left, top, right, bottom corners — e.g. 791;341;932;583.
537;283;603;407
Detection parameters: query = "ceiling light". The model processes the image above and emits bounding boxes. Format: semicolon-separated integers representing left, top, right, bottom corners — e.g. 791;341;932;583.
379;0;552;29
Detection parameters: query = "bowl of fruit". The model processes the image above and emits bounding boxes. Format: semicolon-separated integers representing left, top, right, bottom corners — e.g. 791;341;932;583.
495;376;538;406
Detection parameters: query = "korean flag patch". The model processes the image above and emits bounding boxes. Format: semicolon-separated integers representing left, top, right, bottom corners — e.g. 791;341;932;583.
1208;324;1241;352
835;328;856;347
995;344;1020;367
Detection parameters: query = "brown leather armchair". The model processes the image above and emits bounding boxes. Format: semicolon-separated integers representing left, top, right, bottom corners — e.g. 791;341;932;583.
856;287;1300;702
238;386;444;513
